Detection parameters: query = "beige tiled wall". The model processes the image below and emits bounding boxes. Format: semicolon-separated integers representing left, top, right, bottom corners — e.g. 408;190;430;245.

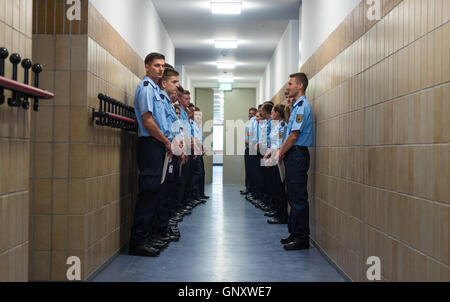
30;1;142;281
303;0;449;281
0;0;33;282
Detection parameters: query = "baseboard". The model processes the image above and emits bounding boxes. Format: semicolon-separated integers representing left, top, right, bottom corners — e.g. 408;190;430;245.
85;246;125;282
310;238;352;282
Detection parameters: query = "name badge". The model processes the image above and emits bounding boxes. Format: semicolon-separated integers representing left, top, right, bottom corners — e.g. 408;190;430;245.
169;164;174;174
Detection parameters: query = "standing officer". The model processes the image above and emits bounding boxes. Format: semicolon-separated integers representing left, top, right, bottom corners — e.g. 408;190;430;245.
279;73;313;251
129;52;171;257
157;67;183;241
241;107;257;195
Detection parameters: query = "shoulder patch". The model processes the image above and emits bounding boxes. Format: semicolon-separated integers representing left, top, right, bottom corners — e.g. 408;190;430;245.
296;114;303;123
299;100;304;107
143;81;150;87
281;121;286;127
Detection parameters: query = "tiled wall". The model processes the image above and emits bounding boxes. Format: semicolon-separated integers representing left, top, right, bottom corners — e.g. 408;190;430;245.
302;0;449;281
30;0;142;280
0;0;33;282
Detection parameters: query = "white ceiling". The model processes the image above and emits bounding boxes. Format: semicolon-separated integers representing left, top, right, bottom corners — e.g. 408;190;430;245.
152;0;301;85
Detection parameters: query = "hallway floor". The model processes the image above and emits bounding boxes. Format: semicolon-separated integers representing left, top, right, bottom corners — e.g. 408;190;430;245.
93;181;345;282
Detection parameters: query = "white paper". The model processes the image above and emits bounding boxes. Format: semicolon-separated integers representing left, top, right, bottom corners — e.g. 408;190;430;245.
161;152;170;184
278;161;285;183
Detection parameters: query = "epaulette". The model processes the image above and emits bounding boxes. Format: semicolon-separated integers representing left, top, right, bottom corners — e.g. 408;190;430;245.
143;81;150;87
281;121;286;127
160;94;165;99
299;100;304;106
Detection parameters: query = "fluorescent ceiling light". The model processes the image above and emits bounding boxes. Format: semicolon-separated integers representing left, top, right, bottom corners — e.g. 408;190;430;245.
215;40;238;49
216;62;236;69
211;1;242;15
218;76;234;83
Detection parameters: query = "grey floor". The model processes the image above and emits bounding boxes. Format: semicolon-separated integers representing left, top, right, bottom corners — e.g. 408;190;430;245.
92;166;345;282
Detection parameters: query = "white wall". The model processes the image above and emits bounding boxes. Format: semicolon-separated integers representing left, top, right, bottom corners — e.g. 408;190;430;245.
258;20;299;103
300;0;360;66
89;0;175;65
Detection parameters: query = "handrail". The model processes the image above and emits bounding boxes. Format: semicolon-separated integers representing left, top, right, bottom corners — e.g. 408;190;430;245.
0;47;53;111
92;93;137;132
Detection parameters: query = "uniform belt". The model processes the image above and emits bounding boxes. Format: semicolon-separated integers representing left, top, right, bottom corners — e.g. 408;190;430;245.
139;136;163;145
292;146;308;151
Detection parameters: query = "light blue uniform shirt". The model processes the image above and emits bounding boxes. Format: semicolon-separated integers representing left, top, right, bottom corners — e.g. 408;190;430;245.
134;76;170;138
178;107;192;143
287;95;314;147
270;120;287;150
191;120;203;143
259;119;268;147
248;116;258;146
159;90;180;142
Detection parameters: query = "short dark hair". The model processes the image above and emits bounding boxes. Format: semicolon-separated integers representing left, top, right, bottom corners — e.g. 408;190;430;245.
289;72;308;91
188;103;195;108
164;63;174;70
159;68;179;86
249;107;257;113
273;104;286;120
194;107;200;111
257;104;263;110
261;103;274;115
183;90;191;95
177;86;184;93
145;52;165;65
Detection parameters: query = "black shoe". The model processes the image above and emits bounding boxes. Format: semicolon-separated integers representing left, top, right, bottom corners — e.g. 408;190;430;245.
185;205;193;210
159;235;171;242
183;209;192;215
260;205;270;212
201;195;210;199
283;240;310;251
240;190;249;195
267;217;287;224
129;244;160;257
245;195;254;202
280;234;295;244
151;240;169;250
264;211;276;217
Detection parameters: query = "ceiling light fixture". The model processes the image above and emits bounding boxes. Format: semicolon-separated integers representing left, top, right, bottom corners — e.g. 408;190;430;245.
216;62;236;69
214;40;238;49
218;76;234;83
211;1;242;15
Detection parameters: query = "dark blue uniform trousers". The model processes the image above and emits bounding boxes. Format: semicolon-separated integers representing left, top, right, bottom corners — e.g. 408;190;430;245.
285;146;310;241
130;137;165;247
190;155;204;199
244;147;250;191
248;152;264;200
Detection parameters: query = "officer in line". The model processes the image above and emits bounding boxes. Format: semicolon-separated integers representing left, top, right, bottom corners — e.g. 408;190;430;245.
241;107;257;195
157;67;183;242
187;105;206;201
193;107;209;200
279;72;314;251
264;104;288;224
245;105;264;204
177;91;196;215
129;52;172;257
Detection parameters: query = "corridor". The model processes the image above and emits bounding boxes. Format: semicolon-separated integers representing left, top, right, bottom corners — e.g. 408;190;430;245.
93;182;344;282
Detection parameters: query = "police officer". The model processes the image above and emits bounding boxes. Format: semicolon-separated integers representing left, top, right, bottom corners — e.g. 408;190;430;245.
241;107;257;195
279;72;313;251
177;91;195;214
245;106;264;205
129;52;172;257
157;67;183;242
